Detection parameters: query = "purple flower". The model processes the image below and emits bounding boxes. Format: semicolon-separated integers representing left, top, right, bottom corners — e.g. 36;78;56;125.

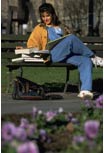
39;129;47;141
17;142;39;153
39;129;47;135
71;117;79;124
2;122;16;141
45;111;57;121
95;95;103;108
66;112;73;122
84;120;100;140
66;113;79;124
20;118;29;129
73;135;85;144
84;100;92;107
15;127;27;141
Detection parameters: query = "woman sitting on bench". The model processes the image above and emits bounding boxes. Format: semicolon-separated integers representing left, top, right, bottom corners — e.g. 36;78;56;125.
27;3;103;99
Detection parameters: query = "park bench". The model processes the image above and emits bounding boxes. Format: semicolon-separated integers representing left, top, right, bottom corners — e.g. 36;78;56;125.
1;34;103;93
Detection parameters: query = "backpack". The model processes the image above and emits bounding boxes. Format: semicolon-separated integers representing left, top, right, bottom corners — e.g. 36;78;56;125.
12;76;45;100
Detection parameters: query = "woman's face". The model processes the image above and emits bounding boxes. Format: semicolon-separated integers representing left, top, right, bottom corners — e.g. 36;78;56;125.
41;11;52;26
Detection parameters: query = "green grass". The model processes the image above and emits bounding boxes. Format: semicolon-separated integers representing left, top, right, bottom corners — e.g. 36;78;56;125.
1;56;103;93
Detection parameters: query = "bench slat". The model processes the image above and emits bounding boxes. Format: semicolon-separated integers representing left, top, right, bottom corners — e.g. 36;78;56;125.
1;35;103;43
6;62;77;72
87;44;103;51
1;42;26;49
1;34;29;41
1;43;103;51
80;37;103;43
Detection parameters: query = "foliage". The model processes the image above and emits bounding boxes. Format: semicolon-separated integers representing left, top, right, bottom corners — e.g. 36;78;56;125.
1;95;103;153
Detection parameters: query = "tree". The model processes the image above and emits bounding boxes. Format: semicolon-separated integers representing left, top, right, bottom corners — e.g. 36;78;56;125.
61;0;102;36
93;0;103;36
63;0;88;36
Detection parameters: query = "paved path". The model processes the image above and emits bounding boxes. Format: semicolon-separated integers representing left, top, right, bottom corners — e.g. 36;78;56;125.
1;93;84;115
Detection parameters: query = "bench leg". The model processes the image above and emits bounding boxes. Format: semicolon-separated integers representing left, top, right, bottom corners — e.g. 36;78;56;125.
19;67;23;77
6;70;13;93
78;72;81;92
6;67;23;93
64;67;80;93
64;67;70;93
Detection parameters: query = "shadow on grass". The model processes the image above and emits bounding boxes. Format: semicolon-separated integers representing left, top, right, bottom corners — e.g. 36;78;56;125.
43;78;103;94
43;82;78;93
92;78;103;93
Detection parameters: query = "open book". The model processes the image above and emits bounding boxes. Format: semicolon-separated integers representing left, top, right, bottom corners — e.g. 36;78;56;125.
46;34;71;50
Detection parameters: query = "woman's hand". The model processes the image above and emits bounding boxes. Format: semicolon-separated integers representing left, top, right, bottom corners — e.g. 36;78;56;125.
16;46;23;49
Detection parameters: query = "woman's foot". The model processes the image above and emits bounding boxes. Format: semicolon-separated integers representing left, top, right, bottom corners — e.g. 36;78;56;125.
78;90;93;99
91;56;103;67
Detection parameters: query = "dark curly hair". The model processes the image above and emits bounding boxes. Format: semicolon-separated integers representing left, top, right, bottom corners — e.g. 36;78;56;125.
39;3;61;26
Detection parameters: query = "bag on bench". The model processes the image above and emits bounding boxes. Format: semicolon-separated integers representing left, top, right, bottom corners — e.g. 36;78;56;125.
12;76;45;100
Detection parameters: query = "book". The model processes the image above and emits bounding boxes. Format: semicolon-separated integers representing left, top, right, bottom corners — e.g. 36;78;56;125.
12;56;44;63
15;48;38;54
12;57;44;63
46;34;71;50
32;50;50;54
15;48;50;55
12;57;24;62
24;58;44;62
21;54;40;58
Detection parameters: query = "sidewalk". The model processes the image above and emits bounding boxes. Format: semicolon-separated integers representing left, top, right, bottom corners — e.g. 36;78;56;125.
1;93;83;115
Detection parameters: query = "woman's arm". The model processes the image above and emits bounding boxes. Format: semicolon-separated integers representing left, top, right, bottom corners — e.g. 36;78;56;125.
61;23;74;35
27;25;42;49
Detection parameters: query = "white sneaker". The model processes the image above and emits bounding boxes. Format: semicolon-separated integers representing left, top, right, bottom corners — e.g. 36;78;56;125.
91;56;103;67
78;90;93;99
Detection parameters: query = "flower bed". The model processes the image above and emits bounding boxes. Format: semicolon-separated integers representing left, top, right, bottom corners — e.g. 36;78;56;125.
1;95;103;153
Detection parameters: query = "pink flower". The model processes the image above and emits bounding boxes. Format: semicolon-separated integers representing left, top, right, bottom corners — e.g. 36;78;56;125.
27;124;36;137
17;142;39;153
45;111;57;121
32;107;38;118
84;120;100;140
2;122;16;141
20;118;29;129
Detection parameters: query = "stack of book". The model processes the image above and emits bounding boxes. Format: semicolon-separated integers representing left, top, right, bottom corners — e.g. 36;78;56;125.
12;34;71;63
12;48;50;63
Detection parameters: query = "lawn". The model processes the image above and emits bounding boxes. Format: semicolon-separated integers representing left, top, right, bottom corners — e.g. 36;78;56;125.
1;55;103;93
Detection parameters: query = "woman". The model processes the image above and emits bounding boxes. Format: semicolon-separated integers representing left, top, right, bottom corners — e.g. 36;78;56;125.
27;3;103;99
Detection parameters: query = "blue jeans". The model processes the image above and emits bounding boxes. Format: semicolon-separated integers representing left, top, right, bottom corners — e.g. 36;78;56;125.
50;34;94;91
